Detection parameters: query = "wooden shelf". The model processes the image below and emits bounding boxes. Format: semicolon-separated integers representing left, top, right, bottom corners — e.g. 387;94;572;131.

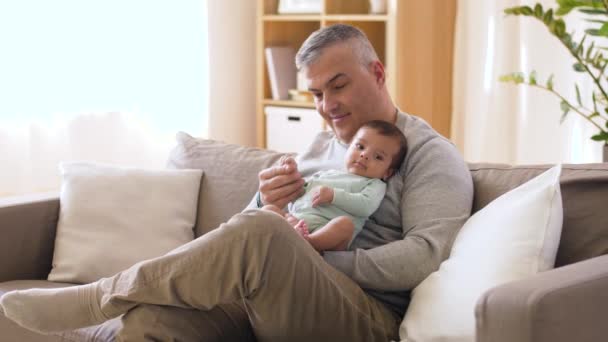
257;0;457;149
262;14;389;22
324;14;389;21
263;99;316;108
262;15;321;21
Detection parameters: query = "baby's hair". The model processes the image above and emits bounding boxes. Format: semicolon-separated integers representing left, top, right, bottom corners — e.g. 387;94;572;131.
359;120;408;170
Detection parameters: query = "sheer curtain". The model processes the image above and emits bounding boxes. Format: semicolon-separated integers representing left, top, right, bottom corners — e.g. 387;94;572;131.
0;0;208;197
452;0;603;164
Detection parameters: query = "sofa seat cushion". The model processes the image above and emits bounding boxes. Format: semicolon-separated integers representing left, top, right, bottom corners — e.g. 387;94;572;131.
469;163;608;267
0;280;121;342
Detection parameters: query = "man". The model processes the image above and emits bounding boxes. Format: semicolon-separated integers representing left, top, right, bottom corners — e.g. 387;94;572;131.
0;24;473;341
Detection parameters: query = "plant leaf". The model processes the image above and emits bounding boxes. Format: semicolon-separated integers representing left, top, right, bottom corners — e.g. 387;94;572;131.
576;83;583;106
585;19;608;24
521;6;534;15
499;72;526;84
560;100;571;123
579;9;608;15
576;34;587;55
529;70;538;85
593;92;598;112
534;3;544;18
600;22;608;36
554;19;567;37
587;40;595;60
585;28;602;36
543;8;554;24
547;74;555;90
573;62;586;71
591;131;608;141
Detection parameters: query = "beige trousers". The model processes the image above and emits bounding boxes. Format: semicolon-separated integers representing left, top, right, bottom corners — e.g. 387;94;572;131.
101;210;399;341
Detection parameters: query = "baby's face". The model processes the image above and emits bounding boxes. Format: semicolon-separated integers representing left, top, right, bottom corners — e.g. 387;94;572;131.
345;127;399;180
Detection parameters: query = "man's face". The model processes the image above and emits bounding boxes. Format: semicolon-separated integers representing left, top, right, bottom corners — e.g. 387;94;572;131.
304;43;384;143
345;127;398;180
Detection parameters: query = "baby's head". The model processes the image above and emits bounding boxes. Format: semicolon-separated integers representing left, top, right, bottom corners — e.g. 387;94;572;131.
345;120;408;181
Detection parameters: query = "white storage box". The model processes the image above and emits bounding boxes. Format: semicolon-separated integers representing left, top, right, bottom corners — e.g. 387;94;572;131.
265;106;324;154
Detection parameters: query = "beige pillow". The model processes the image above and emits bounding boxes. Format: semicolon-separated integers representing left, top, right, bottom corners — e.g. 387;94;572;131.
48;162;202;284
166;132;286;236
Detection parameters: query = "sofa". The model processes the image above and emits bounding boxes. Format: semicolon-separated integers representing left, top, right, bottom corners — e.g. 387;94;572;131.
1;135;608;342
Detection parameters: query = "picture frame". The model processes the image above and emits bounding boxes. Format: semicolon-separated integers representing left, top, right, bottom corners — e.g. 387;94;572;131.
277;0;322;14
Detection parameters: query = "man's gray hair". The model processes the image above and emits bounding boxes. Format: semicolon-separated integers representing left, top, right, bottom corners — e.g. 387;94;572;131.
295;24;379;70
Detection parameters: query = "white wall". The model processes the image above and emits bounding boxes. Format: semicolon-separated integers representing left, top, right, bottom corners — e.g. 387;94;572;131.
207;0;257;147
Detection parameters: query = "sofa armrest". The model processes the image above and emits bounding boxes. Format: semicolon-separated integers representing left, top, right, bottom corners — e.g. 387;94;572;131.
0;193;59;282
475;254;608;342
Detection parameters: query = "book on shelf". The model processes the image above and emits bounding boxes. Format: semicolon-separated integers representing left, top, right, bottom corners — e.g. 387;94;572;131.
264;46;297;100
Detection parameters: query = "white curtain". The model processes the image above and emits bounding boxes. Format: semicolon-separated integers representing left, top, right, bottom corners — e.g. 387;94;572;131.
0;1;209;197
452;0;604;164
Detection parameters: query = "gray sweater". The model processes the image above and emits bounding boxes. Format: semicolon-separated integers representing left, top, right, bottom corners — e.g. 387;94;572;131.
249;112;473;316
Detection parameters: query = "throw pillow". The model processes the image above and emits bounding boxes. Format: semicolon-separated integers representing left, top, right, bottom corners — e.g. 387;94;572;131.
48;162;203;284
399;165;563;342
166;132;287;237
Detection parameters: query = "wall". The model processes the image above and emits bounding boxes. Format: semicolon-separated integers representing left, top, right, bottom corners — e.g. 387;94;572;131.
207;0;257;146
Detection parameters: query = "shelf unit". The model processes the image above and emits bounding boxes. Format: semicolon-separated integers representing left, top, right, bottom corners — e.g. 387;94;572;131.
256;0;456;148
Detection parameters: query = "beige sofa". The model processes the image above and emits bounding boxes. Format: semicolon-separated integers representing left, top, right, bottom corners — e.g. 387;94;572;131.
1;136;608;341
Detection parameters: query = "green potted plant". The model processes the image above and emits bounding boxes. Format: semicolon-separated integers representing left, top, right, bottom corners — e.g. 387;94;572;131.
500;0;608;162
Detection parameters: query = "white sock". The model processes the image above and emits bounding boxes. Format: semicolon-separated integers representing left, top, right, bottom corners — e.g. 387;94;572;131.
0;283;108;333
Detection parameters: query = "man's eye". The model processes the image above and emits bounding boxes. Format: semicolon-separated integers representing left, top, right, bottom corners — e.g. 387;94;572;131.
335;83;346;90
313;93;322;99
356;143;363;149
375;155;384;161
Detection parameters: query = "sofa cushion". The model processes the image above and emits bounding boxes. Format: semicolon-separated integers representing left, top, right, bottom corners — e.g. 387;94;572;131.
48;162;203;284
469;163;608;267
166;132;286;237
400;166;563;342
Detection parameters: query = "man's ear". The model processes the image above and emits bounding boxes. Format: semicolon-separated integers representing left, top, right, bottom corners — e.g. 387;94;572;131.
369;60;386;87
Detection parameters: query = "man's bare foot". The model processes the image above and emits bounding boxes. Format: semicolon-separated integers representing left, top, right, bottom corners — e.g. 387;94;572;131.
294;220;309;240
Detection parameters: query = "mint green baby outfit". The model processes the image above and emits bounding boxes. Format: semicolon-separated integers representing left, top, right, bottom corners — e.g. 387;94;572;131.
288;170;387;245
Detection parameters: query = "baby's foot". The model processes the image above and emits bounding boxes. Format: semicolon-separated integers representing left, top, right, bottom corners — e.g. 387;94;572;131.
285;214;299;227
294;220;310;239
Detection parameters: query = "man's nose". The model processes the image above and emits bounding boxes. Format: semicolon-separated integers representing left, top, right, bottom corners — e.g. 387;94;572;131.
322;94;338;113
360;150;369;159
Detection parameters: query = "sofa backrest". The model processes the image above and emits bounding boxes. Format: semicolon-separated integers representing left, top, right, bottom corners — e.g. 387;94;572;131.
469;163;608;267
166;132;285;236
167;134;608;268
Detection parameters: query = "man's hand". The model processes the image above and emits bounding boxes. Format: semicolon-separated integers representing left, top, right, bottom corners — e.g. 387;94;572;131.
311;186;334;207
258;156;305;209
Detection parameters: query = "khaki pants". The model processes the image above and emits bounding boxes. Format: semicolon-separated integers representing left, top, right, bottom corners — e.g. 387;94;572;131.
101;210;399;341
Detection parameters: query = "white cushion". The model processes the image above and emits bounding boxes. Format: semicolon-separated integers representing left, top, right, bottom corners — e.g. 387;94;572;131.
399;165;563;342
48;162;203;284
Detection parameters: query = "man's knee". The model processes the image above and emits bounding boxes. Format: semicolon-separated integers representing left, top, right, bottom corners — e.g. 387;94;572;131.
224;209;294;237
261;204;284;217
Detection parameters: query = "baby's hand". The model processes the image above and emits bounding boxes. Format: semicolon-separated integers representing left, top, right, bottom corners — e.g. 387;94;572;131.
279;155;298;172
311;186;334;207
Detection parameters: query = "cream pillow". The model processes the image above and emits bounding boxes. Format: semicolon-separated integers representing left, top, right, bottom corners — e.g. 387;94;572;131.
399;165;563;342
48;162;203;284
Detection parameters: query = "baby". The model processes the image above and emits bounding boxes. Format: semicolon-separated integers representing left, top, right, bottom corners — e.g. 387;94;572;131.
263;120;407;252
